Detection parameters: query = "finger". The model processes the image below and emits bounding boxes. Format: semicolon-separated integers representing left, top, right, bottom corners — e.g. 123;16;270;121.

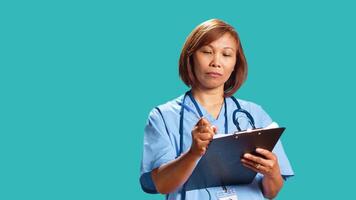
241;158;258;167
256;148;276;160
241;158;269;174
192;129;214;142
242;162;256;171
197;132;214;141
203;126;216;136
198;125;212;133
209;125;216;136
211;125;218;133
243;153;270;167
196;125;215;138
197;118;212;130
196;139;211;149
198;118;211;126
241;158;260;168
241;160;261;172
191;126;199;134
242;161;268;173
192;126;211;136
243;153;276;171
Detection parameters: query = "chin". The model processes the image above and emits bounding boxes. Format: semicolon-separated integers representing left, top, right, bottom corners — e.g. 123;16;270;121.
200;82;225;90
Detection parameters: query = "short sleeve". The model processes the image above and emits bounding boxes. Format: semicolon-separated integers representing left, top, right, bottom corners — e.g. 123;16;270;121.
139;108;176;193
255;105;295;179
255;105;273;128
273;140;294;179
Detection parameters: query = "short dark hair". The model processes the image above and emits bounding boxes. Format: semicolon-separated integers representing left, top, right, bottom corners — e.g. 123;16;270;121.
179;19;248;97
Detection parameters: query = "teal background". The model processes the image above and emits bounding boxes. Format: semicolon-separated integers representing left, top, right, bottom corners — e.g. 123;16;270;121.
1;0;355;199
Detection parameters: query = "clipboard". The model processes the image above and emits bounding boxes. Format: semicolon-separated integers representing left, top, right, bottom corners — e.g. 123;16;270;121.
184;127;285;191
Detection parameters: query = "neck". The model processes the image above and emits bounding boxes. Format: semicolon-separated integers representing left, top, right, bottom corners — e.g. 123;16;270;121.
191;86;224;107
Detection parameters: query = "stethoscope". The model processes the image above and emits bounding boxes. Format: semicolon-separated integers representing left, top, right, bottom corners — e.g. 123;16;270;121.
178;90;256;200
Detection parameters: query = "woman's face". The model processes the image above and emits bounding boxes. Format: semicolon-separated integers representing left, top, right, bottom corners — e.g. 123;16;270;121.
193;33;237;91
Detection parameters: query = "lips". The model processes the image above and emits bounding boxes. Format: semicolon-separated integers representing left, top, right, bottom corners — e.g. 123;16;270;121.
206;72;222;78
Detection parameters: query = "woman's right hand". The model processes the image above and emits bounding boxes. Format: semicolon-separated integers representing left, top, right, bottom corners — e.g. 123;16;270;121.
189;118;217;158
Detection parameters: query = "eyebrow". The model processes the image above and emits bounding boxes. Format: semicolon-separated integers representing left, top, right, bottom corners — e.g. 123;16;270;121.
204;44;236;51
223;47;236;51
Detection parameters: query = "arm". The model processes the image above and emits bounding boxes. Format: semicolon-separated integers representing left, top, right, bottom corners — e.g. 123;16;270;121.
151;118;216;194
241;148;284;199
261;170;284;199
151;150;199;194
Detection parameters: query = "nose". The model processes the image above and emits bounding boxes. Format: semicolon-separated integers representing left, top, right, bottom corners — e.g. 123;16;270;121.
210;53;221;68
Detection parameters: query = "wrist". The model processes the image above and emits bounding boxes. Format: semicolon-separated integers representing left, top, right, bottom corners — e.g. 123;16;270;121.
186;148;201;160
264;171;283;180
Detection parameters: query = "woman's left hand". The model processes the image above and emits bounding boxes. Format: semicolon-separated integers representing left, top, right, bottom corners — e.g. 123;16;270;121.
241;148;281;178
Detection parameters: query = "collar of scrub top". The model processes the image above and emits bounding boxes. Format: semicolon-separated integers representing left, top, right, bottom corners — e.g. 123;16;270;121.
186;90;229;134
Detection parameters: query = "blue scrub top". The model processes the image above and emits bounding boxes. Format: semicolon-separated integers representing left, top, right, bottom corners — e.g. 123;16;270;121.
140;94;294;200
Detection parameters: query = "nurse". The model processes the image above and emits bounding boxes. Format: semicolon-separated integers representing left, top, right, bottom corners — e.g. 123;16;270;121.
140;19;294;200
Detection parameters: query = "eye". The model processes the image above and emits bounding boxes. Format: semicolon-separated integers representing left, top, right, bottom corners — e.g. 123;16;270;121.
223;53;232;57
222;50;234;57
200;47;213;54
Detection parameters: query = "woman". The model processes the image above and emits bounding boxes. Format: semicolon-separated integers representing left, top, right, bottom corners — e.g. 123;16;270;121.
140;19;294;200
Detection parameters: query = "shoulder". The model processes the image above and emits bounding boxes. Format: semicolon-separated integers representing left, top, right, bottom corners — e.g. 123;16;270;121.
156;95;184;113
147;95;184;120
228;96;264;112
